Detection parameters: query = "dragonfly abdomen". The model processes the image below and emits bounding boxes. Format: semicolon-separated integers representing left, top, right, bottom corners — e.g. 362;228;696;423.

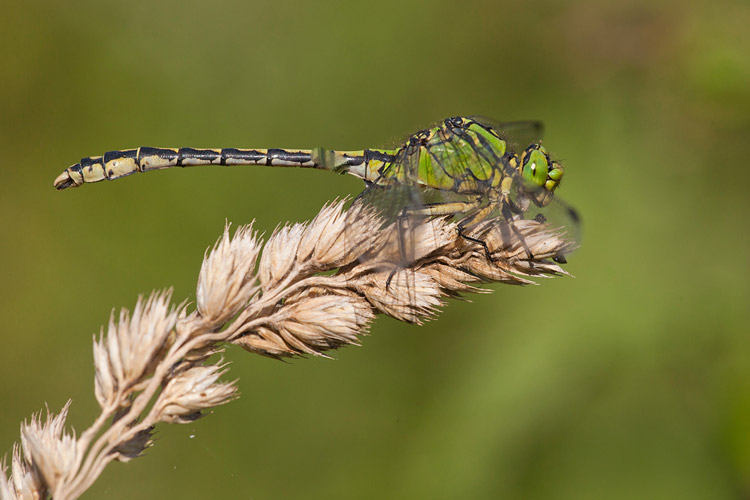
54;147;319;189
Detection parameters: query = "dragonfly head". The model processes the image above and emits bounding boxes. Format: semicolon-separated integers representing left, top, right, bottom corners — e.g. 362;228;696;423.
519;144;563;207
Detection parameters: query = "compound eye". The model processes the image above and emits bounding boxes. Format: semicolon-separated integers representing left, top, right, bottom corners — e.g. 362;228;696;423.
522;145;549;187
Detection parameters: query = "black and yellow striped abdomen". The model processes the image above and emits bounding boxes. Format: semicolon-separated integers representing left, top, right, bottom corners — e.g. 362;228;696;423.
54;147;326;189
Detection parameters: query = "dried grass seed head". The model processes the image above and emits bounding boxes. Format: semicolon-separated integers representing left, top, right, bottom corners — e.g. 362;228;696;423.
356;269;444;324
258;222;306;289
197;223;261;324
155;363;238;424
277;293;374;353
297;199;383;268
93;290;177;406
233;326;298;359
18;402;76;498
5;444;45;500
232;292;374;358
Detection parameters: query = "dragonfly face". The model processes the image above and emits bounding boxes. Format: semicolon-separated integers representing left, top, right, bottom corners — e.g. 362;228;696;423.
519;144;563;207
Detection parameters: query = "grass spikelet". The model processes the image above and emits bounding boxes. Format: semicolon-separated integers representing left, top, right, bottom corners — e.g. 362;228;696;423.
1;197;576;499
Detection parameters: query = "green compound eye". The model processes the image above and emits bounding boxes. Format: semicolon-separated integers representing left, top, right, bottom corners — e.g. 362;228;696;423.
522;146;549;187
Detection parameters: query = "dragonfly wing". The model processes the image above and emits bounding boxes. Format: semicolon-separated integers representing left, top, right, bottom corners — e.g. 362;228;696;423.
427;117;581;258
469;116;544;155
507;172;582;255
462;117;581;253
344;139;449;323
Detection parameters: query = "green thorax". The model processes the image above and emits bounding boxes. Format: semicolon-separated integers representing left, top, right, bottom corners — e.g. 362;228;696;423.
335;117;513;194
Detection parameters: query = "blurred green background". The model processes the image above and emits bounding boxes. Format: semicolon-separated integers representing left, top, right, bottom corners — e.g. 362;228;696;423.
1;0;748;498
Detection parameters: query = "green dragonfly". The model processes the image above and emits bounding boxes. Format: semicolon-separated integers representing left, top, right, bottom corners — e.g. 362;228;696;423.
54;116;580;261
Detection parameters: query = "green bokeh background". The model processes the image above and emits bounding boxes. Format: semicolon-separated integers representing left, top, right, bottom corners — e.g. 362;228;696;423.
1;0;748;498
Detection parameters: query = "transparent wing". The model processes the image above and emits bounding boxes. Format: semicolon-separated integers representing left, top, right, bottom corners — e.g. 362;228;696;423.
469;116;544;155
341;117;580;322
343;137;444;324
469;117;581;253
422;117;581;257
353;140;424;223
507;173;582;260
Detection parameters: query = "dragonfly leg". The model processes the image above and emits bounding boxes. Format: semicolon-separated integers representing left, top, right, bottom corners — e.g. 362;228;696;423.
407;198;499;263
457;205;496;262
385;199;484;290
501;199;536;261
455;197;537;263
388;211;413;290
403;198;511;263
409;200;483;218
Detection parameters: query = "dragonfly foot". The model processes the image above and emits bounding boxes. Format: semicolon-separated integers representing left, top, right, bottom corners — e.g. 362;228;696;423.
385;268;397;290
458;226;494;262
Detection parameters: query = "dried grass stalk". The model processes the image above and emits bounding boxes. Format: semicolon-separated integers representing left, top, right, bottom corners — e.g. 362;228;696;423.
0;198;575;500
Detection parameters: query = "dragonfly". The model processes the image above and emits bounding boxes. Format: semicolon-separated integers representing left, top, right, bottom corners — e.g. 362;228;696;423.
54;116;580;264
